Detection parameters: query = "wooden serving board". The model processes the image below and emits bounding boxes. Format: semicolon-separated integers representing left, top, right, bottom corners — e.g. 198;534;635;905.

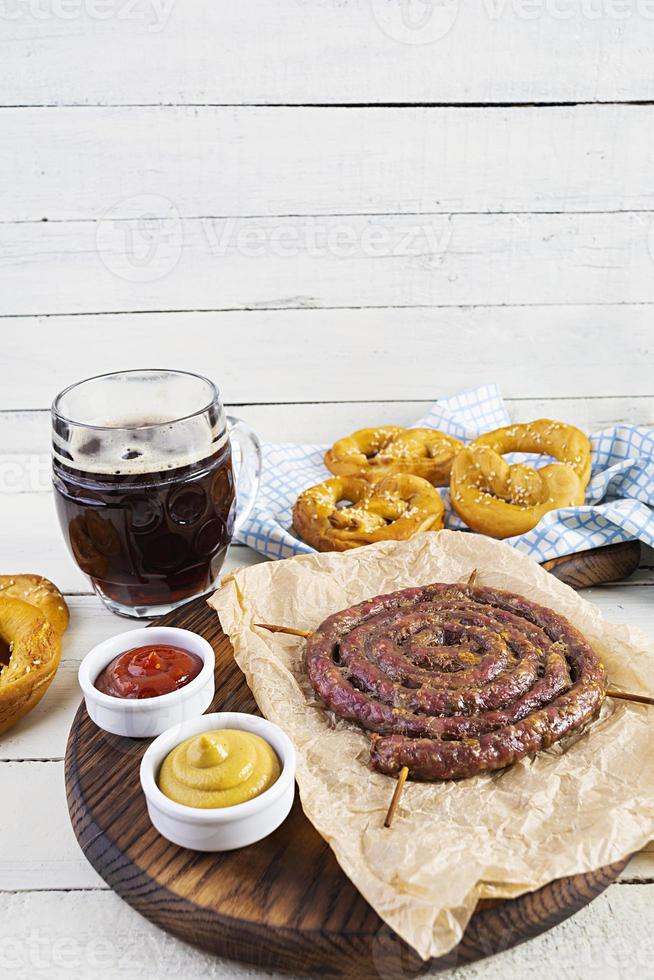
541;540;641;588
65;542;639;979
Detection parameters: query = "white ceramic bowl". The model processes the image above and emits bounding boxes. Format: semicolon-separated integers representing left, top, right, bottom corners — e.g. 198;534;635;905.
78;626;215;738
140;712;296;851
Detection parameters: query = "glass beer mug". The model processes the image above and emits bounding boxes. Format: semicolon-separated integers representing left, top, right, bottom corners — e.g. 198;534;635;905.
52;369;261;618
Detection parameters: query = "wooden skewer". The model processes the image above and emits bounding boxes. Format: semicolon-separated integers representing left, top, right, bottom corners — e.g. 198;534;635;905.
466;568;479;587
607;689;654;707
255;623;312;639
384;766;409;828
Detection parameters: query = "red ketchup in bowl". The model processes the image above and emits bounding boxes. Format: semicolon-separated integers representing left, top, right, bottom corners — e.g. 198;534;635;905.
94;644;204;700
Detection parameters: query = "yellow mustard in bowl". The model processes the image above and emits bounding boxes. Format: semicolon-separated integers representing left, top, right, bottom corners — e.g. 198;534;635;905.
158;728;281;809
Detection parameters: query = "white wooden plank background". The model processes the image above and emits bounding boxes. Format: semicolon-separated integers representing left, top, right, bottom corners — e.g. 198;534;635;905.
0;316;652;408
2;105;654;222
2;3;654;106
4;212;654;315
2;6;654;979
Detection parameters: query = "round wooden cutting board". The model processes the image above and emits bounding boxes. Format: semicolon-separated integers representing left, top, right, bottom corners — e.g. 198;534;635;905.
65;542;638;979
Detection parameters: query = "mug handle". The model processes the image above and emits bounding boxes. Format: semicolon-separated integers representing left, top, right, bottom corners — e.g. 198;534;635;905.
226;415;262;537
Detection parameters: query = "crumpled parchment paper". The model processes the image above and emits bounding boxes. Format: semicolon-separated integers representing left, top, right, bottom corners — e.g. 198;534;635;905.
209;530;654;961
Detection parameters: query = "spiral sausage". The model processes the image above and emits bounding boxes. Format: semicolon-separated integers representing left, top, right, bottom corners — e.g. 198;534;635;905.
305;583;606;780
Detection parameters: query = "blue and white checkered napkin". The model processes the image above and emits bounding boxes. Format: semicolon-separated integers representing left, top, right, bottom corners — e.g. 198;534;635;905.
236;383;654;564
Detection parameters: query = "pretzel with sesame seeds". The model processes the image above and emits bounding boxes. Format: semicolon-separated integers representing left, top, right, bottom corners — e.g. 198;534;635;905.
0;574;69;634
293;473;445;552
324;426;465;486
449;419;592;539
0;576;69;734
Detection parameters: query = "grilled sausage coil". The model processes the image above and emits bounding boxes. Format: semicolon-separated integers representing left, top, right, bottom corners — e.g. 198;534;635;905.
305;582;606;780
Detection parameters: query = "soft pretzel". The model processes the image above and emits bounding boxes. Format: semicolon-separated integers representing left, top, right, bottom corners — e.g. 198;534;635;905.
0;574;69;634
471;419;592;487
324;426;464;485
450;420;591;539
293;473;445;552
0;598;62;734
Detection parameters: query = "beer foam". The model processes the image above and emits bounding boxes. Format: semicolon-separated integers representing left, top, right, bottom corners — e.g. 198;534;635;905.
55;415;228;477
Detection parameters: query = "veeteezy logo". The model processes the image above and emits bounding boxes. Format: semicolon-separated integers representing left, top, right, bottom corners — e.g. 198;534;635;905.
95;194;183;283
0;0;175;31
369;0;461;44
202;216;454;260
369;0;654;44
